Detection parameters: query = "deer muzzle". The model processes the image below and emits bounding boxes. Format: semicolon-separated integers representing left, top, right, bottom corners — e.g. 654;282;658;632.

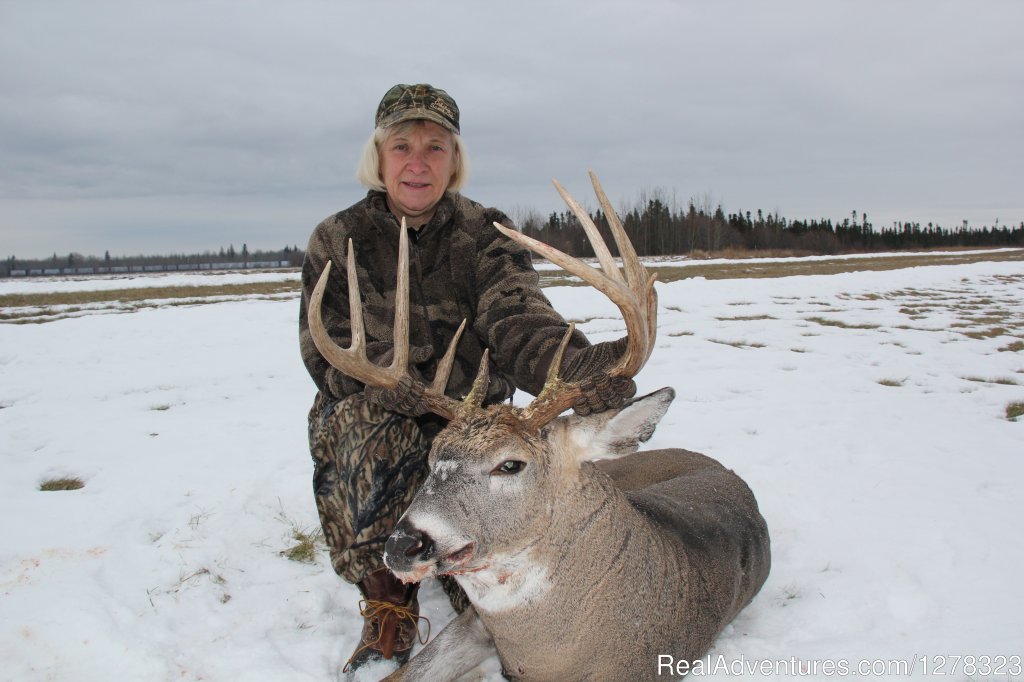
384;522;436;577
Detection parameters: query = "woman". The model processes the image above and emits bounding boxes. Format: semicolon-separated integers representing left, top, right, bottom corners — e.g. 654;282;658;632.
298;83;634;675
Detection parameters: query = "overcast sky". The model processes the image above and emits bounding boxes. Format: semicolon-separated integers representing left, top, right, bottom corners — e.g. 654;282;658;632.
2;0;1022;258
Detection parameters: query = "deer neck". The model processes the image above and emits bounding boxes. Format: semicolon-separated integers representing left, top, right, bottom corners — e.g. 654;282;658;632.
458;466;660;613
553;464;668;569
458;468;683;679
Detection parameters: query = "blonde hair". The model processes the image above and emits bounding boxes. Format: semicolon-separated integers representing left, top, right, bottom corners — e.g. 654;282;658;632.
355;120;469;193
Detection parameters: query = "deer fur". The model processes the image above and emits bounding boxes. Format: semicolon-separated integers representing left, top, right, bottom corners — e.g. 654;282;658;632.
382;387;770;681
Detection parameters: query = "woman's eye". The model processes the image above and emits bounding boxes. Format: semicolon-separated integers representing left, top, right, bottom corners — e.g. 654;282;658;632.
492;460;525;476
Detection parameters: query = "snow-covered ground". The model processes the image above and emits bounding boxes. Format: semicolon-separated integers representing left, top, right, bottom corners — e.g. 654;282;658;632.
1;258;1022;681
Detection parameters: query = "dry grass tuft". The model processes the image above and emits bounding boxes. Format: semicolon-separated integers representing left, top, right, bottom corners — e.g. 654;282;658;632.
716;314;776;322
961;376;1019;386
962;327;1008;340
275;503;325;564
40;477;85;491
1006;402;1024;421
708;338;766;349
281;527;325;564
806;316;880;330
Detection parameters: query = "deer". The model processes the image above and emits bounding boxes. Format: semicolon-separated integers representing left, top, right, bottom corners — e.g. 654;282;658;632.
307;172;771;681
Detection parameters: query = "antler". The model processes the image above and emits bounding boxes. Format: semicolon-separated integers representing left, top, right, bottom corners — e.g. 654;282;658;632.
307;220;476;421
494;171;658;431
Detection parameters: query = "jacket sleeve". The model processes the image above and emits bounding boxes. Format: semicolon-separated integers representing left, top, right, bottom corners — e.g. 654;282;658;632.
298;219;393;399
472;214;589;396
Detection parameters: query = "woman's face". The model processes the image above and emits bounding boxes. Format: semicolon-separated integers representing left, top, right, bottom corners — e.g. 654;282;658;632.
379;120;455;224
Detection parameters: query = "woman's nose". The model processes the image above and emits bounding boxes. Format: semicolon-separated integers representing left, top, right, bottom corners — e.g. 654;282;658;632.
406;152;428;172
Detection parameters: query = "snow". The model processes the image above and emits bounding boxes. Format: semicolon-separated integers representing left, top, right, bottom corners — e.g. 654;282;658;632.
1;258;1023;681
0;270;300;295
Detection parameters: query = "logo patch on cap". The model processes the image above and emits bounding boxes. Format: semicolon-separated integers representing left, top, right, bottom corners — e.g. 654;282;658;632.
429;98;456;121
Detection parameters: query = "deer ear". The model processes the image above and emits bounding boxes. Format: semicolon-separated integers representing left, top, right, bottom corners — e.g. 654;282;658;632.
563;387;675;462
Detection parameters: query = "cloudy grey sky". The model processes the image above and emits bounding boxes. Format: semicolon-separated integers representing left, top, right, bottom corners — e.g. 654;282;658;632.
2;0;1022;258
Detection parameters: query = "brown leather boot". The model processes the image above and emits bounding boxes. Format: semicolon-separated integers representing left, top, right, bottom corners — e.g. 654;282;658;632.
343;569;426;674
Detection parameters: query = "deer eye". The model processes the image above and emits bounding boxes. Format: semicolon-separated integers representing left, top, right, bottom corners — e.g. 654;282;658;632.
492;460;526;476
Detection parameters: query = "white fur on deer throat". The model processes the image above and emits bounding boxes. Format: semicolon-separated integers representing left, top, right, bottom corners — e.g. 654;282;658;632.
456;549;552;614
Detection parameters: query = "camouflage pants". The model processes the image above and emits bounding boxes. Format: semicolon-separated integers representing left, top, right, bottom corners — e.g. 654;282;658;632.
307;391;469;612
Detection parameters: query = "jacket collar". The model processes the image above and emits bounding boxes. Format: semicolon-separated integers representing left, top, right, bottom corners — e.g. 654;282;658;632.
366;190;456;232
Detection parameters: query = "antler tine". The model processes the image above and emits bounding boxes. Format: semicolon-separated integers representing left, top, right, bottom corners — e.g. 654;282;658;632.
645;276;658;365
392;219;410;372
463;349;490;410
588;171;659;365
552;178;623;284
509;325;580;431
307;227;465;421
421;319;469;420
430;319;466;396
588;171;642;292
308;246;396;388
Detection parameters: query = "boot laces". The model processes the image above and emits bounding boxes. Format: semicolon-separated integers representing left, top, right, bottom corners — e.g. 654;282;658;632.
342;599;431;673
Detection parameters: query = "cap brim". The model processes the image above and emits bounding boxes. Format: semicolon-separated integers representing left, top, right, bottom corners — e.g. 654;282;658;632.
378;108;459;135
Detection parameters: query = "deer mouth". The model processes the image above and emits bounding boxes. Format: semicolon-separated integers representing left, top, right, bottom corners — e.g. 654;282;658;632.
439;542;480;575
392;563;435;584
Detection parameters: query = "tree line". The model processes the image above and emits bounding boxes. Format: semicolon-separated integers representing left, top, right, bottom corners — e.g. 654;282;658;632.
516;193;1023;258
4;244;305;277
5;195;1023;277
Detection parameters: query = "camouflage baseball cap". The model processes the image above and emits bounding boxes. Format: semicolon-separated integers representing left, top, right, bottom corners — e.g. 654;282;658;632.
375;83;460;135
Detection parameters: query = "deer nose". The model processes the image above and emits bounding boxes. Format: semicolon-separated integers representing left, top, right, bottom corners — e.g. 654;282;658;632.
385;524;434;566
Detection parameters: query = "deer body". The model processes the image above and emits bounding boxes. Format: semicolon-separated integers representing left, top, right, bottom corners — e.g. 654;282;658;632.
382;390;770;680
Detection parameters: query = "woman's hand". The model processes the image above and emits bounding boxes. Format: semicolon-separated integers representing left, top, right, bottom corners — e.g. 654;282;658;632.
362;345;436;417
559;337;638;415
365;375;430;417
